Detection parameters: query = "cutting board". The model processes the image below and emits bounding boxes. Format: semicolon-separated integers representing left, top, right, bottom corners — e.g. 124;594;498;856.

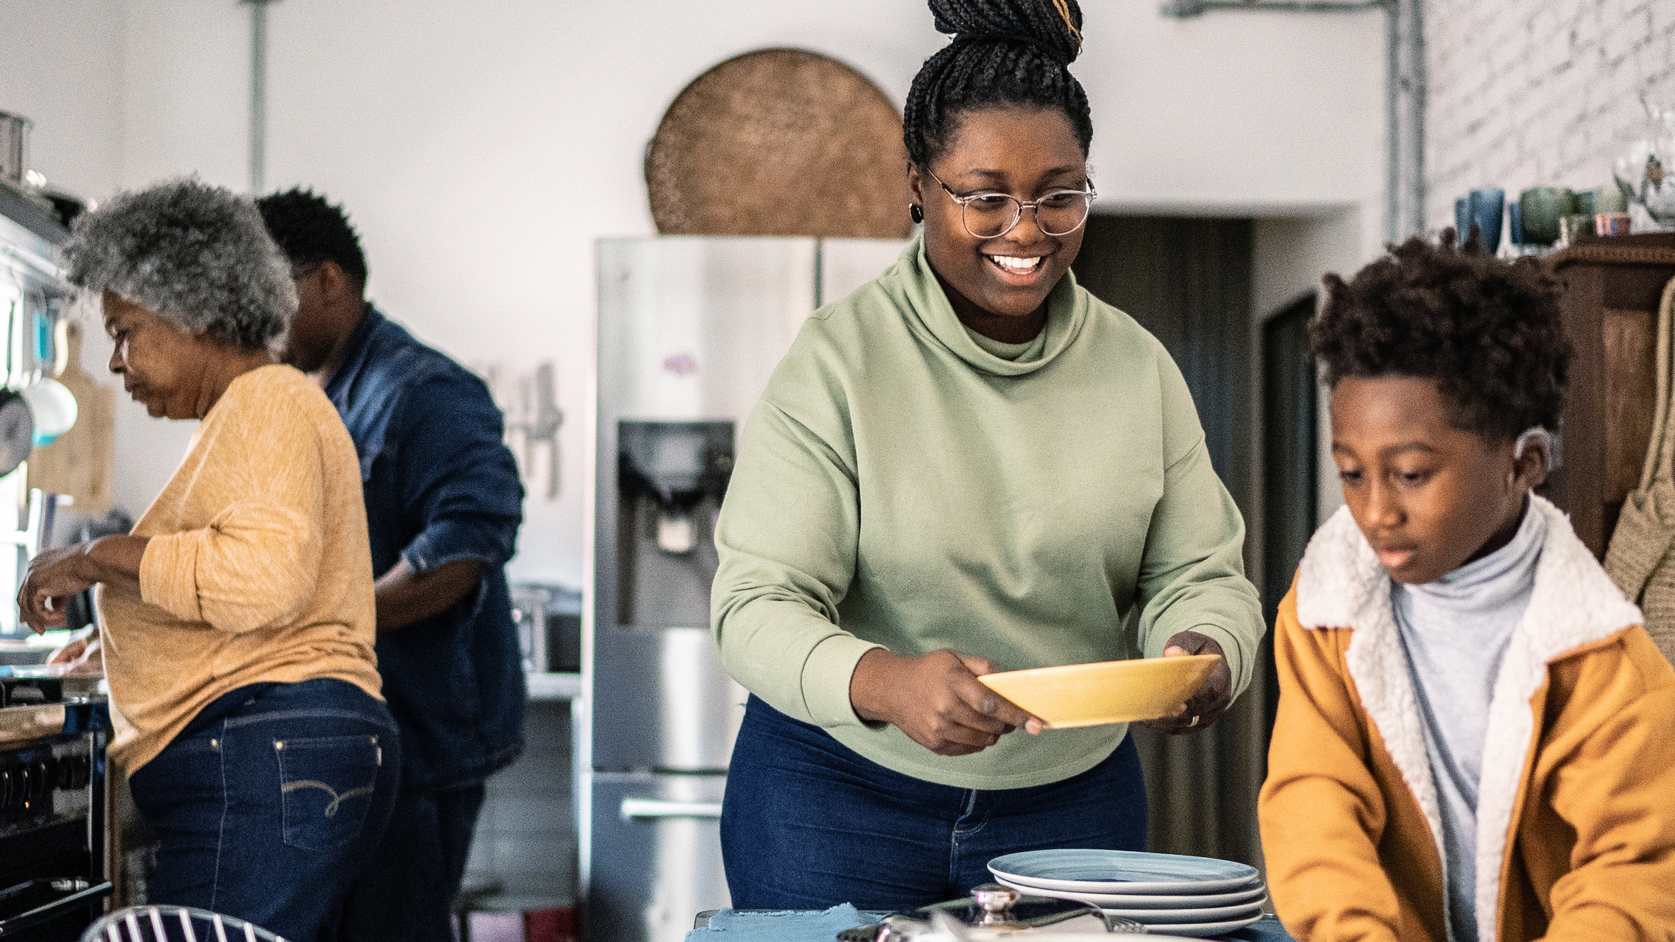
28;321;115;514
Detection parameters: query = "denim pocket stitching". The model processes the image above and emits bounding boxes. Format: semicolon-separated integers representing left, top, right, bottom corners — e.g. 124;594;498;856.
213;718;231;914
276;734;381;747
279;778;378;817
276;734;381;852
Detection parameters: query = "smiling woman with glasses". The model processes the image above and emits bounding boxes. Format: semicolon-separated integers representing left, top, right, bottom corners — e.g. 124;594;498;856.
709;0;1264;911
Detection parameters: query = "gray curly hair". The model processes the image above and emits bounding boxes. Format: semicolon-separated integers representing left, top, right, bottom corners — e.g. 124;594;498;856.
62;178;297;350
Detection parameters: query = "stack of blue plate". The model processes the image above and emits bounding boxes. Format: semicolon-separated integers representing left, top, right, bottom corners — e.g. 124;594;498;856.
988;849;1267;937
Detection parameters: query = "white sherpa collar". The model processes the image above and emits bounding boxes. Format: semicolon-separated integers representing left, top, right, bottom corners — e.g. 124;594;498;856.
1294;495;1642;942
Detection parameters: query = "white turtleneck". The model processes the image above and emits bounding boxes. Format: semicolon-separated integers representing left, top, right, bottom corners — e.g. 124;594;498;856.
1391;499;1546;942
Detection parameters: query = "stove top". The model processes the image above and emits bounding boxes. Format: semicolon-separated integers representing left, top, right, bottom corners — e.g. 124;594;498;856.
0;667;103;746
0;668;66;708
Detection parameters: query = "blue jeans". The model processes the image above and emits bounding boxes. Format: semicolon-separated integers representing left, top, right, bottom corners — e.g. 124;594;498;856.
721;695;1147;910
128;679;401;942
327;782;486;942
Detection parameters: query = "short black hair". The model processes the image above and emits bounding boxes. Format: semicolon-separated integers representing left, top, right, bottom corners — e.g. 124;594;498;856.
255;188;369;290
1310;230;1571;441
903;0;1092;168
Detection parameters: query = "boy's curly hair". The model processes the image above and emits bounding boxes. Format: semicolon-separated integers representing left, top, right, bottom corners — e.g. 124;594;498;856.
1310;231;1571;441
61;177;296;350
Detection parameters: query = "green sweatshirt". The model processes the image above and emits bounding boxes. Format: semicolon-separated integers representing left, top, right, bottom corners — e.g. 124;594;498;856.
711;238;1262;789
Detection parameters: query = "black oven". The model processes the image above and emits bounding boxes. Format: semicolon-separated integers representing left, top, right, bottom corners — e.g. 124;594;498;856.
0;672;111;941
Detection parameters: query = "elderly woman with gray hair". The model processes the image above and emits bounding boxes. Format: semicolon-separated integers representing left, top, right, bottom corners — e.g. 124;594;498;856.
17;179;398;942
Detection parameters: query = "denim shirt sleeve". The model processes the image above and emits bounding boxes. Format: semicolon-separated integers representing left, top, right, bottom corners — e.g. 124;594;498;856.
390;372;524;575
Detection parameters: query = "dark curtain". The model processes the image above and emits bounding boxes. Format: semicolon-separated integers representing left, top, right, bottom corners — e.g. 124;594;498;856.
1071;215;1267;867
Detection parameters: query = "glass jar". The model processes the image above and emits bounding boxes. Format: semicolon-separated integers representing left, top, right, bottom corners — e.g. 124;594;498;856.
1613;110;1675;227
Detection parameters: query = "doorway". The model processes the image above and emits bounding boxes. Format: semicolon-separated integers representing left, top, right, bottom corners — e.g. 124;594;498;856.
1071;213;1267;866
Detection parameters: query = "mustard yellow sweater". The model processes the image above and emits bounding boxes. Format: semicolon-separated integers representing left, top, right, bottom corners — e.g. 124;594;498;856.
97;365;382;773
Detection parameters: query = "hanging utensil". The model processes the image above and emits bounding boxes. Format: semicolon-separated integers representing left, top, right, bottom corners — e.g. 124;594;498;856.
0;390;33;477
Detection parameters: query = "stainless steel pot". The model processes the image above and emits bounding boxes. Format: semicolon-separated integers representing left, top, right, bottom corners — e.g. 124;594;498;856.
0;112;29;185
838;884;1145;940
0;390;32;477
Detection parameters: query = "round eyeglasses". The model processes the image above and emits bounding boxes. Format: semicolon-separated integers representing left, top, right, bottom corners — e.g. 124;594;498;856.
923;166;1097;239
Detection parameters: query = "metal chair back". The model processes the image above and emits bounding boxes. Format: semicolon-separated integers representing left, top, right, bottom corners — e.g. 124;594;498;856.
80;905;290;942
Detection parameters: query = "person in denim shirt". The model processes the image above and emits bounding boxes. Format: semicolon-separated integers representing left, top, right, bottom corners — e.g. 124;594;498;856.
258;189;526;942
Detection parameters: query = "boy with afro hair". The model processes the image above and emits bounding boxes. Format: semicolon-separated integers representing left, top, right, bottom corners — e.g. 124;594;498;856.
1259;233;1675;942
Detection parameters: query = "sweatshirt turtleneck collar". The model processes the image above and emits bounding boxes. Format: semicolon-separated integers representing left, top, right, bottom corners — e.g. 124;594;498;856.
883;235;1089;377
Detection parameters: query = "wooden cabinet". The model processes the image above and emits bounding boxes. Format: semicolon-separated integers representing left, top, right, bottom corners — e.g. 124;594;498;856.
1544;233;1675;558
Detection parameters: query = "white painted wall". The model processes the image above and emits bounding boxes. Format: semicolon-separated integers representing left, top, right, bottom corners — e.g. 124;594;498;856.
0;0;126;201
2;0;1388;588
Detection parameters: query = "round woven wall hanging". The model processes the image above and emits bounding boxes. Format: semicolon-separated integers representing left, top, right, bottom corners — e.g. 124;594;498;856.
646;48;912;239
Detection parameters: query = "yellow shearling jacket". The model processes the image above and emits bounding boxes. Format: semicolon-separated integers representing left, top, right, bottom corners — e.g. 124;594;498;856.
1259;496;1675;942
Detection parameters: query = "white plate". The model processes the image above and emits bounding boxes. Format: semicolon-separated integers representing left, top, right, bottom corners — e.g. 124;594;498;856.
1140;912;1264;936
989;849;1261;895
1108;901;1265;924
995;876;1267;909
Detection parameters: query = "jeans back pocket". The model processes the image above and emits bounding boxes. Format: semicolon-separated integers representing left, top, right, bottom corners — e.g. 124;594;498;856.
276;734;382;851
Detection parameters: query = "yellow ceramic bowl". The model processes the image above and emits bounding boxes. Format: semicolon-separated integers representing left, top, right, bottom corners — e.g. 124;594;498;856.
977;655;1219;729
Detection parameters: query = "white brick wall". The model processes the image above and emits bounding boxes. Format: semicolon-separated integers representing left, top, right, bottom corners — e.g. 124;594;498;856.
1426;0;1675;231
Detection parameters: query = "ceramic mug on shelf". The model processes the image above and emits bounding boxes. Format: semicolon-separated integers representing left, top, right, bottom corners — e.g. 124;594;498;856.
1519;186;1576;246
1468;187;1505;251
1594;185;1629;214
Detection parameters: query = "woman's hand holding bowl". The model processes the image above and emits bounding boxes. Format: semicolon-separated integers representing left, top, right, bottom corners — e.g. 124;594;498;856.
851;648;1044;756
1144;631;1232;735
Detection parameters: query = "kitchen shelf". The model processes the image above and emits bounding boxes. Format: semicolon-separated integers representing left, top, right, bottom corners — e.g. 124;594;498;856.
1544;232;1675;556
525;672;582;701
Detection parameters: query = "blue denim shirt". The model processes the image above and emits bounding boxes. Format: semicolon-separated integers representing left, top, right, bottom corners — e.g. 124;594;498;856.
324;307;526;791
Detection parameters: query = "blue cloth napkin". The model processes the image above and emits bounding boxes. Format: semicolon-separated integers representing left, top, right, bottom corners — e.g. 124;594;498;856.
685;904;868;942
1228;915;1298;941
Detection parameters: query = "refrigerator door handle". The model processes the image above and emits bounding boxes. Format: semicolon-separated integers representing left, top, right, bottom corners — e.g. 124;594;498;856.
619;797;724;821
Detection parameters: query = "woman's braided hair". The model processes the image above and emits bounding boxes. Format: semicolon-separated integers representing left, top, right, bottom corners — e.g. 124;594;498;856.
1310;230;1571;441
903;0;1093;167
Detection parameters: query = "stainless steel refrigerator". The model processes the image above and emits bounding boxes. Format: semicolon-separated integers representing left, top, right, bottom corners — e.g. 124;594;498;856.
583;235;907;942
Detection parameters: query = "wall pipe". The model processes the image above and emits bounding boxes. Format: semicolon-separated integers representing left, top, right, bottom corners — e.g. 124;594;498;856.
1401;0;1426;240
241;0;280;195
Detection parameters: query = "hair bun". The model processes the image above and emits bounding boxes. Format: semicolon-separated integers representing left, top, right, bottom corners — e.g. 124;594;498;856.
929;0;1084;65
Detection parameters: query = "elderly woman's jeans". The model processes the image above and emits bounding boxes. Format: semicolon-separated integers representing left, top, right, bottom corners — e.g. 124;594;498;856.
721;695;1147;910
127;679;401;942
